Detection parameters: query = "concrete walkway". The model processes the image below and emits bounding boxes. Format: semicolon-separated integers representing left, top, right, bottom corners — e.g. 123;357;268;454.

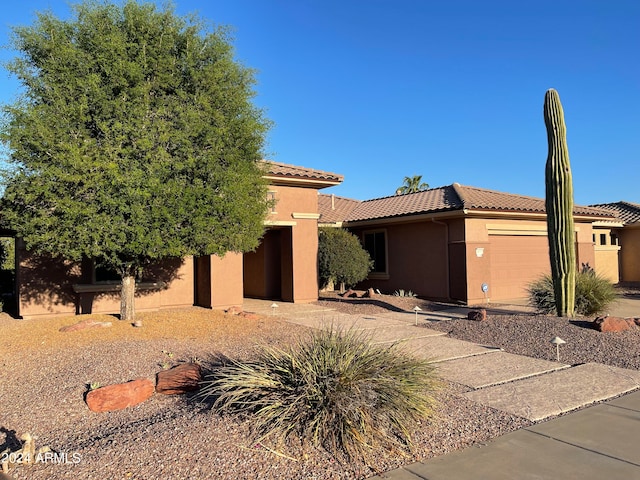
243;298;640;479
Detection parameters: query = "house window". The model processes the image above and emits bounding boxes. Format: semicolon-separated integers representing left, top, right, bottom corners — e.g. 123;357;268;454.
364;230;387;274
610;233;619;246
592;234;596;244
600;233;607;246
94;263;121;283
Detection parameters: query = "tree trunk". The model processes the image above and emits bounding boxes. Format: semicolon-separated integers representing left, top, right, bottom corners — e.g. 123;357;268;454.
120;273;136;323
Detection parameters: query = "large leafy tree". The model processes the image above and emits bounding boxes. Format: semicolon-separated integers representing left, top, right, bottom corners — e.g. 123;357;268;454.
0;1;271;322
395;175;429;195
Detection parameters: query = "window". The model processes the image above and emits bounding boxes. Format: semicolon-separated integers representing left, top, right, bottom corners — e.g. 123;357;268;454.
610;232;619;246
600;233;607;246
94;262;121;283
364;230;387;274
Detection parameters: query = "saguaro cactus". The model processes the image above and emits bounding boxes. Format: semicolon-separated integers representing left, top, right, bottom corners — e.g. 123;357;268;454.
543;89;576;317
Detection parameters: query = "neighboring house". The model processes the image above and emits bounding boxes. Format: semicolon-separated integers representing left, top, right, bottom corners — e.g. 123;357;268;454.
319;184;616;305
590;202;640;283
12;162;342;319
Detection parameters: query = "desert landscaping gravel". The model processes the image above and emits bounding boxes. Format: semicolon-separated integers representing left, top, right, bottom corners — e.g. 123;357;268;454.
1;292;639;479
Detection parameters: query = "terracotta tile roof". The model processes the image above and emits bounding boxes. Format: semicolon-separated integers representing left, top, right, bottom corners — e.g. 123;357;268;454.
589;201;640;225
346;186;461;222
264;161;343;183
454;184;612;217
318;194;361;224
341;184;614;223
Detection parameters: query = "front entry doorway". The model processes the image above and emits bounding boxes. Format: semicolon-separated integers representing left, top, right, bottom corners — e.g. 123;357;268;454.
243;227;294;302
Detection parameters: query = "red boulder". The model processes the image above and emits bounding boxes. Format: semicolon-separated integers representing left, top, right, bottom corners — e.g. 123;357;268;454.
468;309;487;322
593;316;635;333
86;378;154;412
156;363;203;395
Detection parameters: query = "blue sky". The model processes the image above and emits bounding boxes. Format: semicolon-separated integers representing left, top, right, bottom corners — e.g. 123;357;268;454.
1;1;638;205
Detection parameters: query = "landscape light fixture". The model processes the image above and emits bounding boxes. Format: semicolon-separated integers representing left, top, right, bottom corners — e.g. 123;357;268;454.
413;306;422;325
271;303;278;315
550;336;566;362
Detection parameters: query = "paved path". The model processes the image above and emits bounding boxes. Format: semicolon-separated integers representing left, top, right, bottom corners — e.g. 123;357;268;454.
243;298;640;479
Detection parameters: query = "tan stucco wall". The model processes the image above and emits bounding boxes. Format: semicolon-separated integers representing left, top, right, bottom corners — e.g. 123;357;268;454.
210;253;244;309
244;185;318;303
465;217;597;304
17;248;194;319
594;247;621;283
592;226;621;283
17;247;81;318
260;185;320;303
351;220;449;299
619;226;640;282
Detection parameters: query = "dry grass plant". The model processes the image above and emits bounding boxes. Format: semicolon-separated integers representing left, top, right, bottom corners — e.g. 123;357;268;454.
198;327;441;461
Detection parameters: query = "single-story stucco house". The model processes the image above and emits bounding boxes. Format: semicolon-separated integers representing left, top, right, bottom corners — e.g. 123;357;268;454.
4;164;636;318
10;162;342;319
319;184;622;305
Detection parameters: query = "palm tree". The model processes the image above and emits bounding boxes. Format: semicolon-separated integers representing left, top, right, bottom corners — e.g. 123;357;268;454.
395;175;429;195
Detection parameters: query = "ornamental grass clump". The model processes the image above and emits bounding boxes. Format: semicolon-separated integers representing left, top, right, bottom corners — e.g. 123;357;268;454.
198;328;441;460
528;269;617;316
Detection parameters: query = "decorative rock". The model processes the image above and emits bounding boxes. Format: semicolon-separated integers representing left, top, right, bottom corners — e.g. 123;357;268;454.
362;288;376;298
156;363;202;395
468;309;487;322
593;316;635;333
86;378;154;412
341;289;360;298
59;320;112;332
239;311;261;320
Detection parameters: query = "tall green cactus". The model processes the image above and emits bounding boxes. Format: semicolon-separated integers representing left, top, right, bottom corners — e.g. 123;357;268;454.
543;89;576;317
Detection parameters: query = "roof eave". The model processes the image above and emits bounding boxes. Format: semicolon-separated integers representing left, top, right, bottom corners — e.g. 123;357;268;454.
264;175;343;189
344;209;465;227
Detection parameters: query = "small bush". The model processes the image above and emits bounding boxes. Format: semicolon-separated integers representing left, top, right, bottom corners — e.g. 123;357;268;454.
527;271;617;316
198;328;440;460
318;228;373;290
575;269;618;315
394;289;417;298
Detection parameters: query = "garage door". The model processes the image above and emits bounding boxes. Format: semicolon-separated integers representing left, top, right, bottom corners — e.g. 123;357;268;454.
489;235;550;301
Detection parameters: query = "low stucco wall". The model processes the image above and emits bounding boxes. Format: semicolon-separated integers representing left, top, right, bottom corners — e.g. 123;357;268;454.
17;251;194;319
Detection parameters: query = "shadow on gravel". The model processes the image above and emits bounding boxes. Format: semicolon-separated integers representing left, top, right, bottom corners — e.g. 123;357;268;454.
0;426;21;452
190;353;238;409
317;296;415;312
569;320;597;330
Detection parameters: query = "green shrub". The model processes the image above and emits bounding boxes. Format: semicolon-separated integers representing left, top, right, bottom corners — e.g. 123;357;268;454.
528;270;617;316
575;269;618;315
198;328;441;460
318;228;373;290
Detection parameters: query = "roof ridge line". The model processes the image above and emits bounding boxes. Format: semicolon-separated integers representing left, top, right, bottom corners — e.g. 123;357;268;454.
360;185;450;203
451;183;468;208
318;193;361;201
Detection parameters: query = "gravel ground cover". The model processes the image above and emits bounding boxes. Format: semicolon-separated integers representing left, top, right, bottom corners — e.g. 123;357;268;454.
317;291;640;370
1;291;638;480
